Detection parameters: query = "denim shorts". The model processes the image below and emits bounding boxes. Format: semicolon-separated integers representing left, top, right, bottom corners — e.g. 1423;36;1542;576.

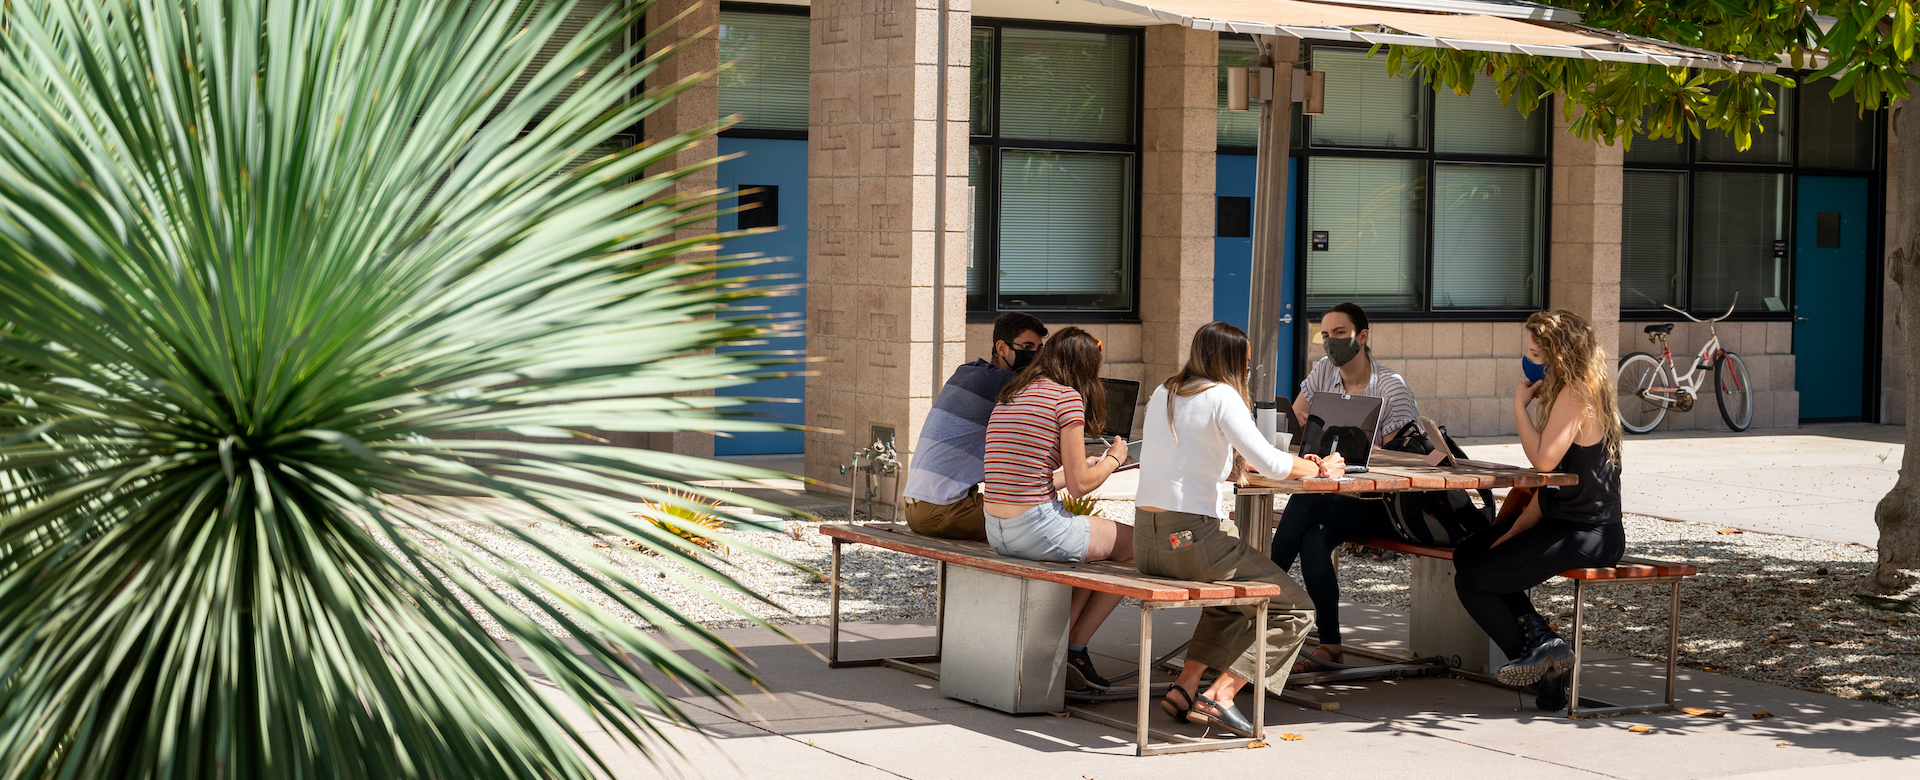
985;500;1091;563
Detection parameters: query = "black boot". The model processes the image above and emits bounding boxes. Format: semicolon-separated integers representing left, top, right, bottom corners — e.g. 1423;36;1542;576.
1531;668;1570;712
1496;614;1574;687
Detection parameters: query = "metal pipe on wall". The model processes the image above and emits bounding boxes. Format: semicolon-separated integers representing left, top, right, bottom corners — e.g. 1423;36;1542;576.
1247;35;1297;440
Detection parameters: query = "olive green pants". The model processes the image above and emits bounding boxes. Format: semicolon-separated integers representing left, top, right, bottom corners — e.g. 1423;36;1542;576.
1133;508;1315;696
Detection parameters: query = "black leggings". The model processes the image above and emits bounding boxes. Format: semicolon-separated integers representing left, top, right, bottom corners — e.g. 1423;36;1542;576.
1452;516;1625;658
1268;494;1394;646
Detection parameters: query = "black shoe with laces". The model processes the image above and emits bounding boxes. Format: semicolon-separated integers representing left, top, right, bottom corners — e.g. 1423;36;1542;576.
1065;648;1111;691
1496;614;1575;687
1531;668;1570;712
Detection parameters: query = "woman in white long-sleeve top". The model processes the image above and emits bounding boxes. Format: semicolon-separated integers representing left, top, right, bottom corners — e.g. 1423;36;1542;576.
1133;322;1343;738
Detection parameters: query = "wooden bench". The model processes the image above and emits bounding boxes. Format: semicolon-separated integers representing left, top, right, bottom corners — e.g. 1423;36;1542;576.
819;522;1279;756
1345;535;1700;718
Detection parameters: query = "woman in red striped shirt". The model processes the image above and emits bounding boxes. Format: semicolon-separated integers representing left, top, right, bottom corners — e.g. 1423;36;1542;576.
983;327;1135;690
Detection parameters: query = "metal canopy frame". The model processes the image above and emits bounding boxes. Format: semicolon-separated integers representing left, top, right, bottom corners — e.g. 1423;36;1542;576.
1073;0;1771;436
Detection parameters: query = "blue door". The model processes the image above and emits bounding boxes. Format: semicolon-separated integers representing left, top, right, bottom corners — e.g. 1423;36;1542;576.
1214;154;1298;395
714;137;807;454
1793;176;1870;420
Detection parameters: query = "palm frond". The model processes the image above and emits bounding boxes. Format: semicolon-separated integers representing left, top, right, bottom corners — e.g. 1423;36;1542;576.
0;1;806;777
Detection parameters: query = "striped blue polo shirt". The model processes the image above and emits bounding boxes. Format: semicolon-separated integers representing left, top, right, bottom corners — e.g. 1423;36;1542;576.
902;359;1015;505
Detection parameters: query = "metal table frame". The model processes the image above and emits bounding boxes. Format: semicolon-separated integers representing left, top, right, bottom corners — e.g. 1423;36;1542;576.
824;536;1270;756
1232;485;1686;720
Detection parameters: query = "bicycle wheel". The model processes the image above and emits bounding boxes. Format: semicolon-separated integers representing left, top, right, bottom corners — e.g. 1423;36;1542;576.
1714;352;1754;432
1616;352;1670;434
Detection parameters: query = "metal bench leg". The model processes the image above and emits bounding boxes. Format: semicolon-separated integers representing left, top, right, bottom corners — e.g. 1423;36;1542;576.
933;561;947;660
1567;579;1584;718
829;537;843;665
1253;600;1267;741
1666;579;1680;708
1137;602;1152;756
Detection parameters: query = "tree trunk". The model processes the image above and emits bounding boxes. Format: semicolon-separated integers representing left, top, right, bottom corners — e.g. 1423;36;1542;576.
1870;100;1920;595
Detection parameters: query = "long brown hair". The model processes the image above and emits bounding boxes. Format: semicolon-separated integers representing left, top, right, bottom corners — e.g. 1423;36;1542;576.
997;326;1107;434
1525;310;1622;464
1163;322;1252;420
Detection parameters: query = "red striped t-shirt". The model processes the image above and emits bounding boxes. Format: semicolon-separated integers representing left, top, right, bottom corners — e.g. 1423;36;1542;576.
984;379;1086;506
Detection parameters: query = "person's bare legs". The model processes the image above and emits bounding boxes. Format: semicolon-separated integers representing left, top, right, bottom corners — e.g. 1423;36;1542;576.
1067;515;1134;644
1167;661;1249;720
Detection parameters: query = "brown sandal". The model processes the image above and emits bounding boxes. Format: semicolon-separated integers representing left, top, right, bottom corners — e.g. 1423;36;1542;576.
1160;685;1196;723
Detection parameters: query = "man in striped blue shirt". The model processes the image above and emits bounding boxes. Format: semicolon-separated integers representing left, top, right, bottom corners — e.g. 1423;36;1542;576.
901;313;1048;540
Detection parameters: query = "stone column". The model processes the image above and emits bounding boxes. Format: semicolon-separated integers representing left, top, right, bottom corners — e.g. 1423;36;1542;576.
805;0;970;495
1549;97;1622;366
1139;25;1219;393
642;0;720;457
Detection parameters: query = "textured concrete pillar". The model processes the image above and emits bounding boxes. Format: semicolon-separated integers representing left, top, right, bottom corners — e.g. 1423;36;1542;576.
1550;97;1622;366
643;0;719;457
1139;25;1218;393
805;0;970;495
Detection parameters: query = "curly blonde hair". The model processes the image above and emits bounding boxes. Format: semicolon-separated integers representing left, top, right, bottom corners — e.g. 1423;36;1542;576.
1524;310;1622;464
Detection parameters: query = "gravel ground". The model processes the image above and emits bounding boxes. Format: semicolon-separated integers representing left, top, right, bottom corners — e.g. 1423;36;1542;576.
421;496;1916;712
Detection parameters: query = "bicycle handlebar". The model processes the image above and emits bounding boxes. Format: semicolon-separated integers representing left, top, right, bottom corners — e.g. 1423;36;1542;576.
1660;293;1739;324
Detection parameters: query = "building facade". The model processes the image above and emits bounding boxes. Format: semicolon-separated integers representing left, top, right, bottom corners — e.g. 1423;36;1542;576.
656;0;1899;497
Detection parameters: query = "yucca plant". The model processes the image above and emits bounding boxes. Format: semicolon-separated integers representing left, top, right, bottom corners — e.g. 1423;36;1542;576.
633;489;728;553
0;1;808;777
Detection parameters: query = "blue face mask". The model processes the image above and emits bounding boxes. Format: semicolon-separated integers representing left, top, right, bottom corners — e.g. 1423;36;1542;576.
1521;356;1547;383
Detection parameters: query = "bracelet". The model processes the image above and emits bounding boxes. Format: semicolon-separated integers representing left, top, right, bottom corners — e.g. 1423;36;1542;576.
1103;453;1120;467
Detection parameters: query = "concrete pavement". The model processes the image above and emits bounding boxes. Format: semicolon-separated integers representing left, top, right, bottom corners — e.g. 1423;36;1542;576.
523;604;1918;779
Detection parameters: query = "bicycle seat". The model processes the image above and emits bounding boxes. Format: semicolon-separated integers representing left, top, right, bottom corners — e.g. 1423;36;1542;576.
1643;323;1674;336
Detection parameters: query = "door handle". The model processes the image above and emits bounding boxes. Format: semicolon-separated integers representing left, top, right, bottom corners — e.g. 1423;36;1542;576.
1795;316;1810;322
1280;314;1294;324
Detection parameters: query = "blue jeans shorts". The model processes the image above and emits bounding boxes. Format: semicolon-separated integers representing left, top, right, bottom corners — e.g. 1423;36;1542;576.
985;499;1091;563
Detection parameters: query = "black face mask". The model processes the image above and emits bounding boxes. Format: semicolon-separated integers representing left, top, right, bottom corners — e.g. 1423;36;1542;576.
1008;347;1039;371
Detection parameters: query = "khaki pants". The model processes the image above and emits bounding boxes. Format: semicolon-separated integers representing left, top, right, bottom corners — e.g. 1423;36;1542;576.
1133;508;1315;696
903;489;988;542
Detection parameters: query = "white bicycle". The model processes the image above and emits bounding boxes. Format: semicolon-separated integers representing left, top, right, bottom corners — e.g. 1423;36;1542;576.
1615;296;1753;434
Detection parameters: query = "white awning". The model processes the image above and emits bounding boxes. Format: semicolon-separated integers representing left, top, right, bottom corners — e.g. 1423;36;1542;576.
1084;0;1775;73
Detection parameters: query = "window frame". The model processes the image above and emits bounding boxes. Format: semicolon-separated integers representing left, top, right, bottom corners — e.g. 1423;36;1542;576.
716;2;811;141
967;18;1145;322
1280;41;1555;322
1619;74;1887;323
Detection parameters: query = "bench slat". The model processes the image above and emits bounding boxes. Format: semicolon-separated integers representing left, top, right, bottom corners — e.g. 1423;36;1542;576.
821;523;1194;601
1345;537;1700;581
1249;450;1577;492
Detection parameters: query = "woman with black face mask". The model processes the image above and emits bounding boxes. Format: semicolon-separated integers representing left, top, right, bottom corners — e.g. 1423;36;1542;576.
1268;302;1421;672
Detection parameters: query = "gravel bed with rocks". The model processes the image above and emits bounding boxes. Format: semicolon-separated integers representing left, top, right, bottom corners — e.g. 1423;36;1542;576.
420;496;1915;711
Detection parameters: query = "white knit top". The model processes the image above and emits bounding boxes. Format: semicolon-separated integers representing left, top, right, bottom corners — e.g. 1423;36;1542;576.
1136;382;1298;518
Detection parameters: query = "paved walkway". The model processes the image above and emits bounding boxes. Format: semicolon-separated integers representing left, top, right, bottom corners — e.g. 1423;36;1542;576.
528;606;1918;779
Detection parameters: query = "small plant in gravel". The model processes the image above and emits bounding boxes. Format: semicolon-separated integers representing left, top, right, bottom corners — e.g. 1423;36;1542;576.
1060;492;1102;517
634;491;729;554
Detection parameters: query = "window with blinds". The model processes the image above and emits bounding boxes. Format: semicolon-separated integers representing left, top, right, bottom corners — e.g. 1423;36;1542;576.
1692;172;1787;312
717;10;809;132
999;28;1136;144
1435;87;1544;156
1304;157;1425;311
490;0;621;125
1799;79;1875;170
968;146;988;300
1431;165;1541;309
972;27;994;137
1218;38;1260;148
1310;48;1424;150
1697;82;1791;164
1620;171;1687;310
997;151;1133;308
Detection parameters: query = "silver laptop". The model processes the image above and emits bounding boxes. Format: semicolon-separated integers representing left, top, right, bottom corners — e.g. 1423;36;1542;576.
1298;393;1384;472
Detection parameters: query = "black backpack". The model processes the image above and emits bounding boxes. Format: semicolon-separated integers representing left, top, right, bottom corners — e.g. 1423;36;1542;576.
1377;419;1494;548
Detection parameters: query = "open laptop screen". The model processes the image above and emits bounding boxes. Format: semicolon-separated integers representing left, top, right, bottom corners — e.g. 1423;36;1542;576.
1099;378;1140;440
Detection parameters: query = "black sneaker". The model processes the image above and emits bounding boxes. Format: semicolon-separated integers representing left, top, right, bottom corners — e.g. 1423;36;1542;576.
1066;648;1112;691
1532;669;1570;712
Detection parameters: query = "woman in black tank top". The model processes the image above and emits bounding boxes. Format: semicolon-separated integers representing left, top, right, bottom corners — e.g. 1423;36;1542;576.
1452;310;1625;713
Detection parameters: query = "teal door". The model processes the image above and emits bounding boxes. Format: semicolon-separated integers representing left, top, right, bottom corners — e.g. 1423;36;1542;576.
714;138;807;454
1793;176;1870;420
1214;154;1298;395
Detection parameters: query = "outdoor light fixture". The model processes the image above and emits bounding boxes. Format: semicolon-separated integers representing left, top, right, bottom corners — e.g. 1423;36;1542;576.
1227;65;1252;111
1295;69;1326;114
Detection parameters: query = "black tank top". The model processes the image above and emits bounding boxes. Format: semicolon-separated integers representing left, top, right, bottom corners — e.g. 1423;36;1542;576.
1538;440;1621;526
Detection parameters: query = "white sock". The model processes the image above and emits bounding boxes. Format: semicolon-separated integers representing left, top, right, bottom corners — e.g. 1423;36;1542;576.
1068;642;1087;653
